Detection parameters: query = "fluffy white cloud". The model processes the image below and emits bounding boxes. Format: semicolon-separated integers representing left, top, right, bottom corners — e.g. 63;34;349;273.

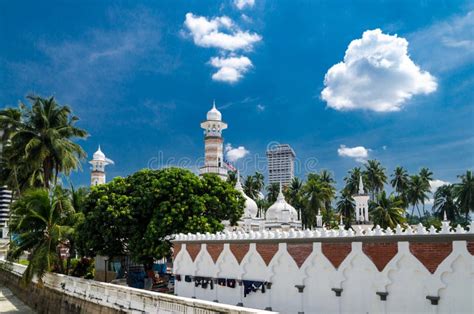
225;143;250;162
210;56;253;83
337;145;369;162
322;29;437;112
234;0;255;10
256;104;265;111
184;13;261;51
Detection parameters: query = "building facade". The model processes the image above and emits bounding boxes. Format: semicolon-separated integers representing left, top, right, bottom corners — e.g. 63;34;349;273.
0;130;12;239
266;144;295;186
199;102;228;180
353;176;370;223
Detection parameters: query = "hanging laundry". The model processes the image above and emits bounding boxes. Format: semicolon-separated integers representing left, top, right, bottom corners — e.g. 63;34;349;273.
243;280;267;297
175;274;182;281
217;278;227;286
227;279;236;288
184;275;192;283
194;276;214;289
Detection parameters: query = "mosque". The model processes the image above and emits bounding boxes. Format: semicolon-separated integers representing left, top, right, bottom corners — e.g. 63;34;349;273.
89;102;369;231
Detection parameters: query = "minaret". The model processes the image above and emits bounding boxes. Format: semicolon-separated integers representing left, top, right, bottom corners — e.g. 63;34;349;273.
89;146;114;186
353;175;370;223
199;101;228;180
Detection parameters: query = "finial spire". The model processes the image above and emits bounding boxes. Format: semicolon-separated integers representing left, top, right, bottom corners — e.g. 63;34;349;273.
443;210;448;221
213;99;216;109
340;214;344;226
358;175;364;194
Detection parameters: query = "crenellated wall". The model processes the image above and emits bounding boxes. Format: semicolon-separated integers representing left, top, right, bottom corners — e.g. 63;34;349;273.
172;222;474;314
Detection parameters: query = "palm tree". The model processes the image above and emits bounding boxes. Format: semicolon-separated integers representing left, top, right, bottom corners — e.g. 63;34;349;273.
407;175;430;219
8;187;76;284
226;171;238;186
286;177;304;220
243;175;256;199
266;183;280;204
319;170;335;184
390;166;409;196
343;167;363;195
369;191;406;229
454;170;474;222
432;185;459;221
419;167;433;185
363;160;387;200
253;172;265;194
303;175;335;228
336;192;355;228
0;95;88;189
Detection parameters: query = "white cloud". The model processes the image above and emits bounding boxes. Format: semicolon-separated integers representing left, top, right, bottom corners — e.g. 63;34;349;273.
209;56;253;83
337;145;369;162
225;143;250;162
256;104;265;111
234;0;255;10
410;11;474;72
321;29;437;112
184;13;261;51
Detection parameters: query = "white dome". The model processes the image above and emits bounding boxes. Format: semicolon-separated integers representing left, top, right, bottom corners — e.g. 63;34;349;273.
206;102;222;121
235;177;258;219
266;187;298;222
93;146;106;161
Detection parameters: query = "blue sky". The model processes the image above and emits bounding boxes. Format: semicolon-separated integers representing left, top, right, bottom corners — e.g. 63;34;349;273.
0;0;473;193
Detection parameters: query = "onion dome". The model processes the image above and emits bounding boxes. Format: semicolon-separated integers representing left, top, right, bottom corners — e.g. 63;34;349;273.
266;184;298;221
91;146;114;165
206;101;222;121
235;174;258;219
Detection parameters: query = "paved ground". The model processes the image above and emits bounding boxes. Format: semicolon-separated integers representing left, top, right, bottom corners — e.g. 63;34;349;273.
0;284;35;313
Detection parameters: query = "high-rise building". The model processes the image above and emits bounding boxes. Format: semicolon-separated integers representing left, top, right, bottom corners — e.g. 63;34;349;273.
266;144;296;186
89;146;114;186
199;101;228;180
0;130;12;239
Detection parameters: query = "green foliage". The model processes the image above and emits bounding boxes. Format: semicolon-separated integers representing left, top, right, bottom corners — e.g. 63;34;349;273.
302;172;336;228
364;160;387;199
454;170;474;221
0;95;88;193
8;187;77;284
77;168;244;265
369;191;406;229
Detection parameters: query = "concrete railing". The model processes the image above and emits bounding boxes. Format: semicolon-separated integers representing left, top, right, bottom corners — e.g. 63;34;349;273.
0;261;275;314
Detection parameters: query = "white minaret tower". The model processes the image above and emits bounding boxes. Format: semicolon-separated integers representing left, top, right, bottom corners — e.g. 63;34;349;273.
353;175;370;223
199;101;228;180
89;146;114;186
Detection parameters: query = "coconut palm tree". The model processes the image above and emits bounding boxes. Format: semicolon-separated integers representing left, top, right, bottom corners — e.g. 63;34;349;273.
432;184;459;221
303;175;335;228
343;167;364;196
363;160;387;200
8;187;76;284
369;191;406;229
226;171;238;186
253;172;265;194
407;175;430;219
266;182;280;204
336;192;355;228
454;170;474;222
419;167;433;185
0;95;88;189
286;177;304;220
391;166;409;196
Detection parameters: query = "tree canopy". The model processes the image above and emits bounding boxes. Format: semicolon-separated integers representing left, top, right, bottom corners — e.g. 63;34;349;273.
77;168;244;265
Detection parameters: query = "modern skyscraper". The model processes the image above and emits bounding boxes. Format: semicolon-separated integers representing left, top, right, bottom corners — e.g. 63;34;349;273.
89;146;114;186
0;130;12;238
199;101;228;180
266;144;296;186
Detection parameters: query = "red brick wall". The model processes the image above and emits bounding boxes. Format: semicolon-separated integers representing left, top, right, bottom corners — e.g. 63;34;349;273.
287;244;313;268
207;244;224;263
186;244;202;262
230;244;250;264
256;244;279;265
467;241;474;255
173;243;182;260
409;242;452;273
362;243;398;271
322;243;352;269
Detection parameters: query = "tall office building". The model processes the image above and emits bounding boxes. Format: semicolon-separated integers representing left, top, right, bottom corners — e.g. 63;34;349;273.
266;144;296;186
0;130;12;239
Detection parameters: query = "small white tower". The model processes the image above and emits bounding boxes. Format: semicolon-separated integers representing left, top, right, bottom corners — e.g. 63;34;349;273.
353;175;370;223
199;101;228;180
89;146;114;186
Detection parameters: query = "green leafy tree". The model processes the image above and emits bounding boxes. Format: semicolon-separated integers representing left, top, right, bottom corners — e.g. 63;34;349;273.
77;168;244;269
407;175;430;219
286;177;304;220
363;160;387;200
302;173;335;228
8;188;76;284
391;166;409;196
336;192;355;229
266;182;280;204
343;167;366;196
454;170;474;222
369;191;406;229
